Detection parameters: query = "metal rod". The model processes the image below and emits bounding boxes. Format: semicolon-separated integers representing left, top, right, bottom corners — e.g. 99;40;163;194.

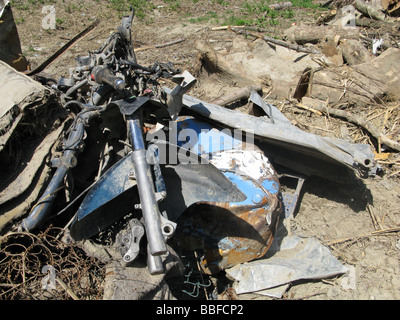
127;117;145;150
21;165;69;231
147;245;164;275
127;114;166;256
21;120;85;232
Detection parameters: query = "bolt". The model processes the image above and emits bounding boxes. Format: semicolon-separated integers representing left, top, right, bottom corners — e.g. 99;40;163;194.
252;193;263;204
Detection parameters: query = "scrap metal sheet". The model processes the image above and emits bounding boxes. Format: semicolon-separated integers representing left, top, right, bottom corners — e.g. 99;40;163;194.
226;236;348;298
163;88;378;180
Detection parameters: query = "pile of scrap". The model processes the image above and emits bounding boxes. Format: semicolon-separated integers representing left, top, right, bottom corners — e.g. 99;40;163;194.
0;1;399;301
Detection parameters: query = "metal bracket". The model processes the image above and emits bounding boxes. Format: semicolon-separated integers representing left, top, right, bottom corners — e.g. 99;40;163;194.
160;213;176;240
119;219;145;265
280;174;306;219
166;70;197;121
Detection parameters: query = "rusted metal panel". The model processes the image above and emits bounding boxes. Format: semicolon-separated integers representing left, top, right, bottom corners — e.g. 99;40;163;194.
164;89;379;182
174;142;282;274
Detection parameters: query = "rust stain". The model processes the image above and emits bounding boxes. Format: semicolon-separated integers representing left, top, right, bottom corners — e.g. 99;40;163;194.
177;160;282;275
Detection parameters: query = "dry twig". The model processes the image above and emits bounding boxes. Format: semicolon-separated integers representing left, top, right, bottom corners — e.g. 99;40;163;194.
293;103;323;116
367;204;383;230
134;39;185;52
229;27;321;55
325;227;400;246
56;277;80;300
301;104;400;152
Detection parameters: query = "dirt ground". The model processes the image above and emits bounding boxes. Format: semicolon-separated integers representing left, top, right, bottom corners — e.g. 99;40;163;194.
4;0;400;300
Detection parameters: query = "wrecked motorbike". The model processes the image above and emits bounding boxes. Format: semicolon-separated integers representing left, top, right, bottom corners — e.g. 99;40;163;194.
20;10;282;276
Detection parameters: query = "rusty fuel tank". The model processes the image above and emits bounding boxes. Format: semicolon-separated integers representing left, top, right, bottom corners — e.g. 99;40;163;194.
173;118;282;274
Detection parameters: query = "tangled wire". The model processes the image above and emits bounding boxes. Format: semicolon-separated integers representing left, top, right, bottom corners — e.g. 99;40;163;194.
0;227;105;300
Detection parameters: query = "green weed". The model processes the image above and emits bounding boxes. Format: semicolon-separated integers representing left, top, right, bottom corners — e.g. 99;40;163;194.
189;11;219;24
11;0;56;11
222;0;322;28
164;0;181;11
107;0;154;18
